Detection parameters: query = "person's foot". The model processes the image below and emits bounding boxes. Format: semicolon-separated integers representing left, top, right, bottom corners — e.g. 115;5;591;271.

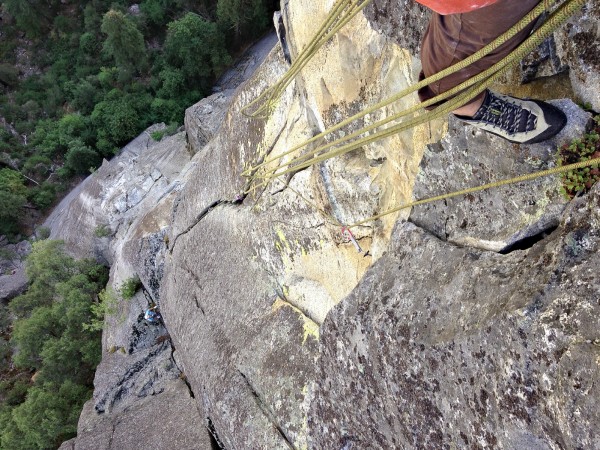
454;90;567;145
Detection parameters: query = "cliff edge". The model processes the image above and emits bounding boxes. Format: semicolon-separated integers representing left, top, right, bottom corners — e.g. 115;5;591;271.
53;1;599;448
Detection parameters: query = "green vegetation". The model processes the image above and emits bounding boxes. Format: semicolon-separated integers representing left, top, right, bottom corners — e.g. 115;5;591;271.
0;0;276;237
150;122;179;141
84;286;119;332
83;274;140;332
119;276;141;300
35;226;51;240
558;115;600;198
93;224;111;238
0;168;27;236
0;240;109;449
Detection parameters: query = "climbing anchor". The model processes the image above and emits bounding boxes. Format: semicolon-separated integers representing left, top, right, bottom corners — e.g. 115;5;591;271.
342;227;362;253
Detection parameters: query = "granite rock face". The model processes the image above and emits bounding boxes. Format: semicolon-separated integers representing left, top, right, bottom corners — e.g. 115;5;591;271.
52;33;278;449
309;184;600;450
63;278;213;449
43;125;192;264
58;379;209;450
185;91;234;155
158;3;443;447
49;3;600;449
410;99;592;252
364;0;429;56
555;0;600;111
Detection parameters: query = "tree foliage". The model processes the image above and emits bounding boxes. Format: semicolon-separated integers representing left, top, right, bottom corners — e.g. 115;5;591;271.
1;240;108;449
164;12;231;94
0;169;28;236
0;0;276;237
100;10;147;75
217;0;270;39
2;0;61;38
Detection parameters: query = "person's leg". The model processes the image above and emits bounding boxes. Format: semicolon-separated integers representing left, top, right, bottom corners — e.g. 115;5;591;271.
418;0;541;108
418;0;566;144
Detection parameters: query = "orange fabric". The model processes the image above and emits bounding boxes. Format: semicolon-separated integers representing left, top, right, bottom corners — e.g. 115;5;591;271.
416;0;501;15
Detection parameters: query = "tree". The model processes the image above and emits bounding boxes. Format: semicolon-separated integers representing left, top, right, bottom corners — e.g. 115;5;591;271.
0;407;30;450
91;89;143;153
100;10;147;75
140;0;172;27
164;13;230;94
11;381;89;448
3;242;107;448
68;79;101;115
2;0;61;38
216;0;270;40
65;139;101;174
29;182;57;210
24;241;75;289
0;339;11;368
78;32;100;58
31;114;94;160
23;155;52;179
0;169;27;236
11;306;57;370
9;240;74;318
157;67;185;98
0;168;27;198
57;114;93;148
0;64;19;88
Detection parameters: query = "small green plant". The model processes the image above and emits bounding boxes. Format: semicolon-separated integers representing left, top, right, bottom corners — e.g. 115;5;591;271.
84;287;119;331
119;276;141;300
150;122;179;141
94;224;111;238
150;130;165;141
557;115;600;198
35;226;51;240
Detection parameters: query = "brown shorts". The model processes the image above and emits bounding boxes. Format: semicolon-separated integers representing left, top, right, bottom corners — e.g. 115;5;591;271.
418;0;541;106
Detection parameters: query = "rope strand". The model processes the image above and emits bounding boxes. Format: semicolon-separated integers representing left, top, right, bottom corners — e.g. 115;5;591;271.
249;0;582;184
240;0;588;235
241;0;557;177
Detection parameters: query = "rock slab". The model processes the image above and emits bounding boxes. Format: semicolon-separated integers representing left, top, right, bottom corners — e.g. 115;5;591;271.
309;184;600;450
410;100;591;252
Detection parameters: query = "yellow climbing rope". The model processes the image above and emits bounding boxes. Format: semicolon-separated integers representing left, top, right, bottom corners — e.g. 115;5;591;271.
241;0;589;233
346;157;600;229
241;0;373;119
246;0;584;184
241;0;556;179
280;157;600;230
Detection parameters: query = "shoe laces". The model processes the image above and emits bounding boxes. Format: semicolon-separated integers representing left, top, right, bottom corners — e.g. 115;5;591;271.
474;92;538;135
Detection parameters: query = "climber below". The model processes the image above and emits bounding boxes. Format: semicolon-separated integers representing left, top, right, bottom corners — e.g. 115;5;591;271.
144;304;161;324
416;0;567;144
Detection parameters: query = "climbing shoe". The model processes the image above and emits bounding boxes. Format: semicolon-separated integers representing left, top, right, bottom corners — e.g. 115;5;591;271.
455;90;567;145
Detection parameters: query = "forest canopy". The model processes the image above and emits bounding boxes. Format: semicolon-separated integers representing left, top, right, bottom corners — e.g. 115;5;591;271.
0;240;109;449
0;0;276;237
